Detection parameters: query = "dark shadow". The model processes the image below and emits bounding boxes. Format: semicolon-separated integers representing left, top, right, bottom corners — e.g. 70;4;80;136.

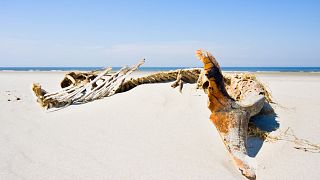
247;137;264;157
247;102;279;157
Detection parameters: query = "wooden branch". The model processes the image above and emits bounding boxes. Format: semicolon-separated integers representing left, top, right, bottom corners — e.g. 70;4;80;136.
178;80;183;93
171;69;183;88
116;68;201;93
32;60;145;109
196;49;265;180
170;69;184;93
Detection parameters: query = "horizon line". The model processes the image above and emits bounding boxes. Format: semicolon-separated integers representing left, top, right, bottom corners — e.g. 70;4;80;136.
1;66;320;68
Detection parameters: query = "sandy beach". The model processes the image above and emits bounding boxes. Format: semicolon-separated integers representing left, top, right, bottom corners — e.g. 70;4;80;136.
0;71;319;180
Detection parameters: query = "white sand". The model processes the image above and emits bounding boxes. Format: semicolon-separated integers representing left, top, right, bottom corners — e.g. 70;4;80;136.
0;71;319;180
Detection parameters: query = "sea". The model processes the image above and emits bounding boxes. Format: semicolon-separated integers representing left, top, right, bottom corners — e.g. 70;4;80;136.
0;67;320;72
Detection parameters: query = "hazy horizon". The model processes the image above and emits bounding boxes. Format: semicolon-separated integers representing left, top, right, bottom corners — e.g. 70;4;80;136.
1;1;319;67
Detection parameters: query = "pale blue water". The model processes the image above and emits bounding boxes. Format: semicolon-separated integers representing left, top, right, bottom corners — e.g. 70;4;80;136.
0;67;320;72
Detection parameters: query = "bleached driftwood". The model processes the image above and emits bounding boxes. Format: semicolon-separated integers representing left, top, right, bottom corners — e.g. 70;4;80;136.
32;59;271;113
58;65;272;103
60;68;202;92
60;71;101;88
32;60;145;109
31;50;275;179
196;49;264;179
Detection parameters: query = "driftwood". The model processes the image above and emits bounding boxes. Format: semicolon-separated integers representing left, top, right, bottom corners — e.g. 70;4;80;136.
31;51;276;179
32;60;145;109
196;49;264;179
59;68;272;102
60;68;202;92
170;69;184;93
60;71;101;88
32;60;272;112
116;68;201;93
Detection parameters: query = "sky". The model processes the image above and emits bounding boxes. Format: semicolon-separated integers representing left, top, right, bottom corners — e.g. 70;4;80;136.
0;0;319;67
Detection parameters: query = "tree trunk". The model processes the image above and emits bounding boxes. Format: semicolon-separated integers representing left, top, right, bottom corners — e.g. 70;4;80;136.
196;49;265;180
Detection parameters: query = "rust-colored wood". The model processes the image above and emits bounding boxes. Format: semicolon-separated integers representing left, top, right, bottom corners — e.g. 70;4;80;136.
196;49;265;180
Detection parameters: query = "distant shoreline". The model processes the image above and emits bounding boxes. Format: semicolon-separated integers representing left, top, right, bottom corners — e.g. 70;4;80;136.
1;67;320;72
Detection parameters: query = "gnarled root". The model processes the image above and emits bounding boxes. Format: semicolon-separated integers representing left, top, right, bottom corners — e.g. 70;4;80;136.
196;49;265;179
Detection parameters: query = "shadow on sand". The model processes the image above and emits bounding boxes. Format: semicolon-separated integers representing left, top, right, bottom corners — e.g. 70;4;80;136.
247;103;279;157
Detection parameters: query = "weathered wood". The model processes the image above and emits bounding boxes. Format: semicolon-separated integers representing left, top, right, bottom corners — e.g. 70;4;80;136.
60;71;101;88
170;69;184;93
116;68;202;93
196;49;265;180
32;60;145;109
171;69;183;88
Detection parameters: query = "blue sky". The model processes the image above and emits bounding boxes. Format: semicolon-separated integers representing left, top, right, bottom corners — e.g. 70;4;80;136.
0;0;319;67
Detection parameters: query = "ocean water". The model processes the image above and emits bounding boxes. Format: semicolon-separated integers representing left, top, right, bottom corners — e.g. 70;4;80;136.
0;66;320;72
